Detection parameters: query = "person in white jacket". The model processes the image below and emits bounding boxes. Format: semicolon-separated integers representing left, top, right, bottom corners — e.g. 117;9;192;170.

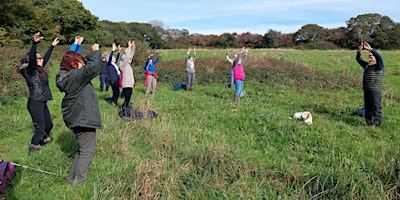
119;41;136;108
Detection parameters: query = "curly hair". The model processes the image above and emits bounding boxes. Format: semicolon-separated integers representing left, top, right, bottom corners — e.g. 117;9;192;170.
60;51;84;72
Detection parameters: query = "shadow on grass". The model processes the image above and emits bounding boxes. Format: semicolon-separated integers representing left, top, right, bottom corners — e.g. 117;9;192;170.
56;130;77;158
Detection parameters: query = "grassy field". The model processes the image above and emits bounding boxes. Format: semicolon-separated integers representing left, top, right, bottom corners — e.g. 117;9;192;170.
1;48;400;199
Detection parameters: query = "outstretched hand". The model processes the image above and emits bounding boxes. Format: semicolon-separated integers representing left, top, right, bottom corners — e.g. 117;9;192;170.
74;36;84;44
363;42;372;51
52;38;60;46
33;32;43;42
358;42;363;51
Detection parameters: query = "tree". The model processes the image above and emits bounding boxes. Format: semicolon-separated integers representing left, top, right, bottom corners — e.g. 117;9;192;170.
347;13;398;49
326;27;348;48
237;32;263;48
295;24;326;43
216;33;239;48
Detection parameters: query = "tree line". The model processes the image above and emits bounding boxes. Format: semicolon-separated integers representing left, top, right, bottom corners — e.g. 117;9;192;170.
1;0;399;49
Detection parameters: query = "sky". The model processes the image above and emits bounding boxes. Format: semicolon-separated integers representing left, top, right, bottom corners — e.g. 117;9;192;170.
79;0;399;35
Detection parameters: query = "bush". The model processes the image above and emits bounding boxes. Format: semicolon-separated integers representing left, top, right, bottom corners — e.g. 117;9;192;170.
297;41;341;50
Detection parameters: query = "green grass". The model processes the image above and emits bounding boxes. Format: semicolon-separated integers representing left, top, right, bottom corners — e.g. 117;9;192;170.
1;48;400;199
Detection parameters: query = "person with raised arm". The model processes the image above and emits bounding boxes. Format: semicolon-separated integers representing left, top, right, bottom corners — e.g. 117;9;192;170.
56;37;102;184
18;32;59;154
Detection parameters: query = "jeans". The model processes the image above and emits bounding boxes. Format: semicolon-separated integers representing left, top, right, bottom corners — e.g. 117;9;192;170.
230;69;234;87
234;80;244;96
27;100;53;145
99;74;109;91
186;72;195;88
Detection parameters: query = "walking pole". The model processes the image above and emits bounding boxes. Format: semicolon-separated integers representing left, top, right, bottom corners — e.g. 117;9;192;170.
1;160;57;176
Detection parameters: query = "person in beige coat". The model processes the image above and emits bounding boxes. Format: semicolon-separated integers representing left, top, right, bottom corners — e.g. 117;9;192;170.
119;41;136;108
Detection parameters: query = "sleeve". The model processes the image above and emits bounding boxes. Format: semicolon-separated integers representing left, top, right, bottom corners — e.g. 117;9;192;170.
27;42;38;73
153;57;159;65
42;45;55;68
144;58;150;71
233;52;241;67
371;50;384;71
107;51;114;65
356;51;368;69
79;50;102;83
115;52;120;64
68;43;82;54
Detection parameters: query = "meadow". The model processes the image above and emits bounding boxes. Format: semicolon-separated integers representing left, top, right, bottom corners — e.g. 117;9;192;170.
1;47;400;199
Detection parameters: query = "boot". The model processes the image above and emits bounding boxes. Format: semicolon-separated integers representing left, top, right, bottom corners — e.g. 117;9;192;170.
234;95;240;104
100;87;103;92
29;144;42;154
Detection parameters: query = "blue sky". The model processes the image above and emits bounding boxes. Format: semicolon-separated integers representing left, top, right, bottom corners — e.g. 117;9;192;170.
80;0;399;35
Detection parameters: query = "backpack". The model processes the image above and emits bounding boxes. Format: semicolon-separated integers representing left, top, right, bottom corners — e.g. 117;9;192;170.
173;83;187;91
0;160;15;194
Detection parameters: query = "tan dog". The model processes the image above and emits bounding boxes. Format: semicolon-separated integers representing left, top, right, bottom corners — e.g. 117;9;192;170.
290;111;313;125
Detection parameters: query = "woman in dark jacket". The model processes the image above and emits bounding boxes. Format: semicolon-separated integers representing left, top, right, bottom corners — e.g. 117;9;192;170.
18;32;59;154
56;39;102;184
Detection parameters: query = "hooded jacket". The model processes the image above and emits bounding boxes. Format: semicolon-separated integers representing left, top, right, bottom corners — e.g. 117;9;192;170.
56;50;102;129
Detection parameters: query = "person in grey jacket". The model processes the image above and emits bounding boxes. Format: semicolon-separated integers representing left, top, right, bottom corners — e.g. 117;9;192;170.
185;48;196;90
56;39;102;184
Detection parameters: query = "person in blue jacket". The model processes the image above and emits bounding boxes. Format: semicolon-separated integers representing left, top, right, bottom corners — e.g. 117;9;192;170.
145;54;161;95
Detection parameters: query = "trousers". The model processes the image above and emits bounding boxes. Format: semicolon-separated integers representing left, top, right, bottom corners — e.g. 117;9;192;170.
67;127;96;184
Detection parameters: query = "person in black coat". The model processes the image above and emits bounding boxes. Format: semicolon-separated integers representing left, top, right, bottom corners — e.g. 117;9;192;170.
18;32;59;154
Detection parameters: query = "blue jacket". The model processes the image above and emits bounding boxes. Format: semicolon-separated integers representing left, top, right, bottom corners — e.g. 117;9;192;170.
146;57;159;73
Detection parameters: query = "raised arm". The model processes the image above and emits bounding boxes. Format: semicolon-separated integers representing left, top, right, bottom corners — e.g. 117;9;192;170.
41;37;59;68
69;36;83;54
364;42;384;70
356;42;368;68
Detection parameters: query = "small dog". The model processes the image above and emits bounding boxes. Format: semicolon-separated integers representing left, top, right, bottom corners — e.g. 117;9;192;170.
290;111;313;125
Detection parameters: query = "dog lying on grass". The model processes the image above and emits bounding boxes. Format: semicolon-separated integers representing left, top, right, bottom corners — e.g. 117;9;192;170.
290;111;313;125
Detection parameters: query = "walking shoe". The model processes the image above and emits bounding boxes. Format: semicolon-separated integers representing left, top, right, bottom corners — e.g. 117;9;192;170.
28;144;42;154
40;137;51;146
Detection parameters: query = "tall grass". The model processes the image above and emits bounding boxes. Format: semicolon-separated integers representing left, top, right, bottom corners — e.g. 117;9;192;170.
1;47;399;199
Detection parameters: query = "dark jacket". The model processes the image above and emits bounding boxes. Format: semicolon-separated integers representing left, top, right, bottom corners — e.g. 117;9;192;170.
19;41;54;101
106;51;120;82
356;49;384;91
100;61;108;74
56;50;102;129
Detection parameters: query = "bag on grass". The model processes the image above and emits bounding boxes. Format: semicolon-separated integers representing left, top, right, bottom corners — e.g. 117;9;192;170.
0;160;15;194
